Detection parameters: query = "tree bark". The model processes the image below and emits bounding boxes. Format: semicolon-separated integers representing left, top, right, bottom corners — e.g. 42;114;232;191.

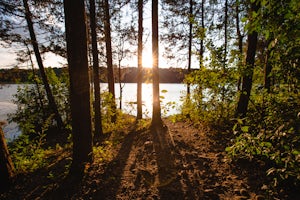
187;0;193;95
23;0;63;130
0;127;14;191
236;0;243;91
235;1;259;118
137;0;143;120
199;0;205;67
224;0;228;68
151;0;163;127
89;0;104;141
64;0;93;173
103;0;116;122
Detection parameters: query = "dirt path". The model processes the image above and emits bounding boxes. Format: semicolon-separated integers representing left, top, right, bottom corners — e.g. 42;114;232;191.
69;119;266;199
1;119;284;199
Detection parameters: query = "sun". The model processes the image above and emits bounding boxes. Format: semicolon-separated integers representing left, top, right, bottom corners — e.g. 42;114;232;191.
142;49;153;68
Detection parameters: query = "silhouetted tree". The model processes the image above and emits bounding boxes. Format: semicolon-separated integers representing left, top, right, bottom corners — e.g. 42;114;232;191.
89;0;103;141
103;0;116;122
137;0;143;120
64;0;93;173
151;0;163;127
235;0;260;117
0;127;14;191
23;0;63;130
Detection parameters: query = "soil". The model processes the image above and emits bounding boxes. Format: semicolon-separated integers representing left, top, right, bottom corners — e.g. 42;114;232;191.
0;119;299;199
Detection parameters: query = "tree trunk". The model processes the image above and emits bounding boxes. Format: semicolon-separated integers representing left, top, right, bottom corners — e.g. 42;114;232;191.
89;0;104;141
199;0;205;67
103;0;116;123
224;0;228;68
23;0;63;130
236;0;243;91
151;0;163;127
0;127;14;191
137;0;143;120
187;0;193;95
235;1;259;118
64;0;93;173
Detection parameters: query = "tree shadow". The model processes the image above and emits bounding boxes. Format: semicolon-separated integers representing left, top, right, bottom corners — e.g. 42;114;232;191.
150;124;185;199
92;129;137;199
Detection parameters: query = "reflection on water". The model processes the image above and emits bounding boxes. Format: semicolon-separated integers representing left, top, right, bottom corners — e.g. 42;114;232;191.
112;83;187;118
0;83;187;140
0;84;21;141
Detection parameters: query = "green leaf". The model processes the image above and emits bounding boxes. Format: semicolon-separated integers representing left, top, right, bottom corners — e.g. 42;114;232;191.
241;126;249;133
292;150;300;155
161;89;168;93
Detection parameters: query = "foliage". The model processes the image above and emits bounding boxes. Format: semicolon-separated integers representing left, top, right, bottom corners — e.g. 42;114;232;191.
182;64;238;125
8;68;70;136
8;133;53;173
226;90;300;187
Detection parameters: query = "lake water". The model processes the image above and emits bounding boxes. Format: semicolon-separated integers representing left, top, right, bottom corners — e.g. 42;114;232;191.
0;83;187;140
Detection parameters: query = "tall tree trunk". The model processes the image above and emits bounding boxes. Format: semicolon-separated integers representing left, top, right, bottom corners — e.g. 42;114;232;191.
236;0;243;91
224;0;228;68
137;0;143;120
235;1;259;118
103;0;116;122
187;0;193;95
151;0;162;127
0;127;14;191
200;0;205;67
64;0;93;173
25;42;45;117
90;0;103;141
23;0;63;130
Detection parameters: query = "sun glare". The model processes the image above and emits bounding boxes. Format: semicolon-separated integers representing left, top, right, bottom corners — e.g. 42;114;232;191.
142;49;153;68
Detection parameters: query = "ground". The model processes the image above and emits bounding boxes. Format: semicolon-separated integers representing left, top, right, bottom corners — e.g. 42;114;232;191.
0;119;298;199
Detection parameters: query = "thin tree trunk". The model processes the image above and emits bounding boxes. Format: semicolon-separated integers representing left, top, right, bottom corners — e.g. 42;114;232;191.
25;42;45;117
137;0;143;120
0;126;14;191
224;0;228;68
103;0;116;122
200;0;205;67
90;0;103;141
64;0;93;173
187;0;193;95
236;0;243;91
23;0;63;130
151;0;162;127
235;1;259;118
118;59;122;110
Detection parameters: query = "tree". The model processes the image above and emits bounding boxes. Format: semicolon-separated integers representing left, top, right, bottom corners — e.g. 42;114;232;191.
187;0;193;95
89;0;104;140
151;0;163;127
64;0;93;173
235;0;260;117
0;127;14;191
137;0;143;120
22;0;63;130
103;0;116;122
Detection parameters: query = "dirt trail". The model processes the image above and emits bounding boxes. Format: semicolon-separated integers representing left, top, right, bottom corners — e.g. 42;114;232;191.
1;119;281;199
72;119;266;199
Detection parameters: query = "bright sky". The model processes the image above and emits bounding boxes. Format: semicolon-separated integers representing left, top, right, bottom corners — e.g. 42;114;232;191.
0;1;193;70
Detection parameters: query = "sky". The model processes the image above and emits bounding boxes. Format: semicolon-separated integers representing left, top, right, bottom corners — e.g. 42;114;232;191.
0;1;195;70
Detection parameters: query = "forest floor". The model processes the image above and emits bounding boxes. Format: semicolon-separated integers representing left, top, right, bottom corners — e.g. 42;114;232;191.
1;118;299;200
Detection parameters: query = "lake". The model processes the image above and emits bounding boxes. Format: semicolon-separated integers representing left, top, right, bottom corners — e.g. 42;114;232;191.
0;83;187;140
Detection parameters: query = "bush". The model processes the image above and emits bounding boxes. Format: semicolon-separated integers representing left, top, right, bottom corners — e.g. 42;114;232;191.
226;90;300;187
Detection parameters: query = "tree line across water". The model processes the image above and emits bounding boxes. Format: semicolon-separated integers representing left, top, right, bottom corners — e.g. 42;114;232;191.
0;67;188;84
